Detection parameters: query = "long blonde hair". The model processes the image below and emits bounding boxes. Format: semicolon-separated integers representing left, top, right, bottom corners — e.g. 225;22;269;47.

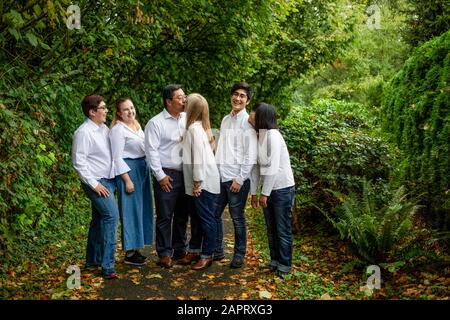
110;98;141;130
186;93;215;151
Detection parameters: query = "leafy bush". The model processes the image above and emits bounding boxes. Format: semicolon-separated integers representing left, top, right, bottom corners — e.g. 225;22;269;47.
382;30;450;231
0;0;355;267
325;180;420;263
279;99;393;229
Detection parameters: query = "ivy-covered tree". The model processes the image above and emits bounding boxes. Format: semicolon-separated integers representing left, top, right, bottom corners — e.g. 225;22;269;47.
402;0;450;46
382;30;450;230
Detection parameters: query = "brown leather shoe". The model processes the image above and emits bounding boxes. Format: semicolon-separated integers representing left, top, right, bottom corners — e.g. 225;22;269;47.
177;252;200;265
191;257;213;270
156;256;172;268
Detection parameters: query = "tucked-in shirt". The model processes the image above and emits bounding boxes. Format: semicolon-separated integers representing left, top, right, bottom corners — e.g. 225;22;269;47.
250;129;295;196
182;121;220;195
215;109;257;186
144;109;186;181
109;121;145;176
72;118;114;189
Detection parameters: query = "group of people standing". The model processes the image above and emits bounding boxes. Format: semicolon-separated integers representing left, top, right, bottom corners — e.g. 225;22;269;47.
71;82;295;280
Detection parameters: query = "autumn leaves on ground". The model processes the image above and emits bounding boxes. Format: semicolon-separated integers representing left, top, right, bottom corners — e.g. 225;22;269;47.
2;206;449;300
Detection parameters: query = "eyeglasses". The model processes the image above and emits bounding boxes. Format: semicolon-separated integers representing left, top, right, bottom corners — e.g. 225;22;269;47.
171;95;187;100
95;106;107;111
232;92;247;99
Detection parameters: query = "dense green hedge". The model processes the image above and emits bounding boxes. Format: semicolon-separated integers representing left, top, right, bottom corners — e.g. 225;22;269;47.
279;99;393;229
382;30;450;230
0;0;356;265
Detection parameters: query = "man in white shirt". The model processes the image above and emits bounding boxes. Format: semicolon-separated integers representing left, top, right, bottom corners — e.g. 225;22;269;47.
214;82;258;268
72;95;119;279
144;84;199;268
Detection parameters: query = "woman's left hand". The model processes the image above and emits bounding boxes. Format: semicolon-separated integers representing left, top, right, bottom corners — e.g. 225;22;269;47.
251;195;259;209
259;195;268;208
125;181;135;193
193;182;202;197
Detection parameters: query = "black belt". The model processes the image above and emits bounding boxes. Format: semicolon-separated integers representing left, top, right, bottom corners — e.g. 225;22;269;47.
162;168;182;174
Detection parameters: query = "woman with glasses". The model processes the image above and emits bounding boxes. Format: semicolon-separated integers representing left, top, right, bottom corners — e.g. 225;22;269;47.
110;98;154;266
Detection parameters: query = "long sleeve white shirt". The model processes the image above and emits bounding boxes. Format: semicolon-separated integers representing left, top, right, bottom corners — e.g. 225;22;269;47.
250;129;295;196
109;121;146;176
72;118;114;189
182;121;220;195
144;109;186;181
215;109;257;186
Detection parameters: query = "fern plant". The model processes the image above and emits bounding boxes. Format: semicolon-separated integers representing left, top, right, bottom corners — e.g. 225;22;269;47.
326;180;420;263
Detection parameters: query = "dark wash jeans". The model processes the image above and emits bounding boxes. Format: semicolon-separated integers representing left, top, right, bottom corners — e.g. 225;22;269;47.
81;178;119;276
193;190;219;258
153;169;198;258
214;179;250;259
263;185;295;273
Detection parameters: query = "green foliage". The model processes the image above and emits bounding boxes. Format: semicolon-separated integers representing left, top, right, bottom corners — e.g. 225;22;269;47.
279;99;393;222
295;0;411;108
249;0;356;116
326;180;419;263
0;0;355;267
402;0;450;47
382;30;450;230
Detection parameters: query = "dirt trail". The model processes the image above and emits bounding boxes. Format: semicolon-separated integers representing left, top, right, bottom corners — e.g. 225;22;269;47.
101;212;261;300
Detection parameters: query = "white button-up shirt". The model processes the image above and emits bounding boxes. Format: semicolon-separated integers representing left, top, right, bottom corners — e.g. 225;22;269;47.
250;129;295;196
72;118;114;189
182;121;220;195
215;109;257;185
109;121;145;176
144;109;186;181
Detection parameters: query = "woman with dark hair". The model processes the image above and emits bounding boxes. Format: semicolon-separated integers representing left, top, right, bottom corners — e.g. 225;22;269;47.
110;98;154;266
250;102;295;279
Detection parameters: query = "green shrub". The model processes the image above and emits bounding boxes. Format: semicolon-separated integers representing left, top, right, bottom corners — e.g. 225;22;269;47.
279;99;393;227
382;30;450;231
326;180;420;263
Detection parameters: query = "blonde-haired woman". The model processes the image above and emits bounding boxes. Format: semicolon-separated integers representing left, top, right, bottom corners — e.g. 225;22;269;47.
110;98;154;266
182;93;220;270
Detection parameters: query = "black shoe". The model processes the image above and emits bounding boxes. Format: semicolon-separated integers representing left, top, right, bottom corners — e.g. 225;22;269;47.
213;254;225;261
124;252;146;266
230;256;244;269
173;251;187;260
135;251;147;261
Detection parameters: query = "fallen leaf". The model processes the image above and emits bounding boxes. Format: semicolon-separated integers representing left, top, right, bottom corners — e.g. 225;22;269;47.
129;269;140;273
240;292;250;299
359;286;373;297
145;273;162;279
320;293;332;300
259;290;272;299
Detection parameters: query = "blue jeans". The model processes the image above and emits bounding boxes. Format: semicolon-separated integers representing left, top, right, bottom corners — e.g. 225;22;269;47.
214;179;250;259
193;191;219;258
82;178;119;276
153;169;197;258
263;186;295;273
